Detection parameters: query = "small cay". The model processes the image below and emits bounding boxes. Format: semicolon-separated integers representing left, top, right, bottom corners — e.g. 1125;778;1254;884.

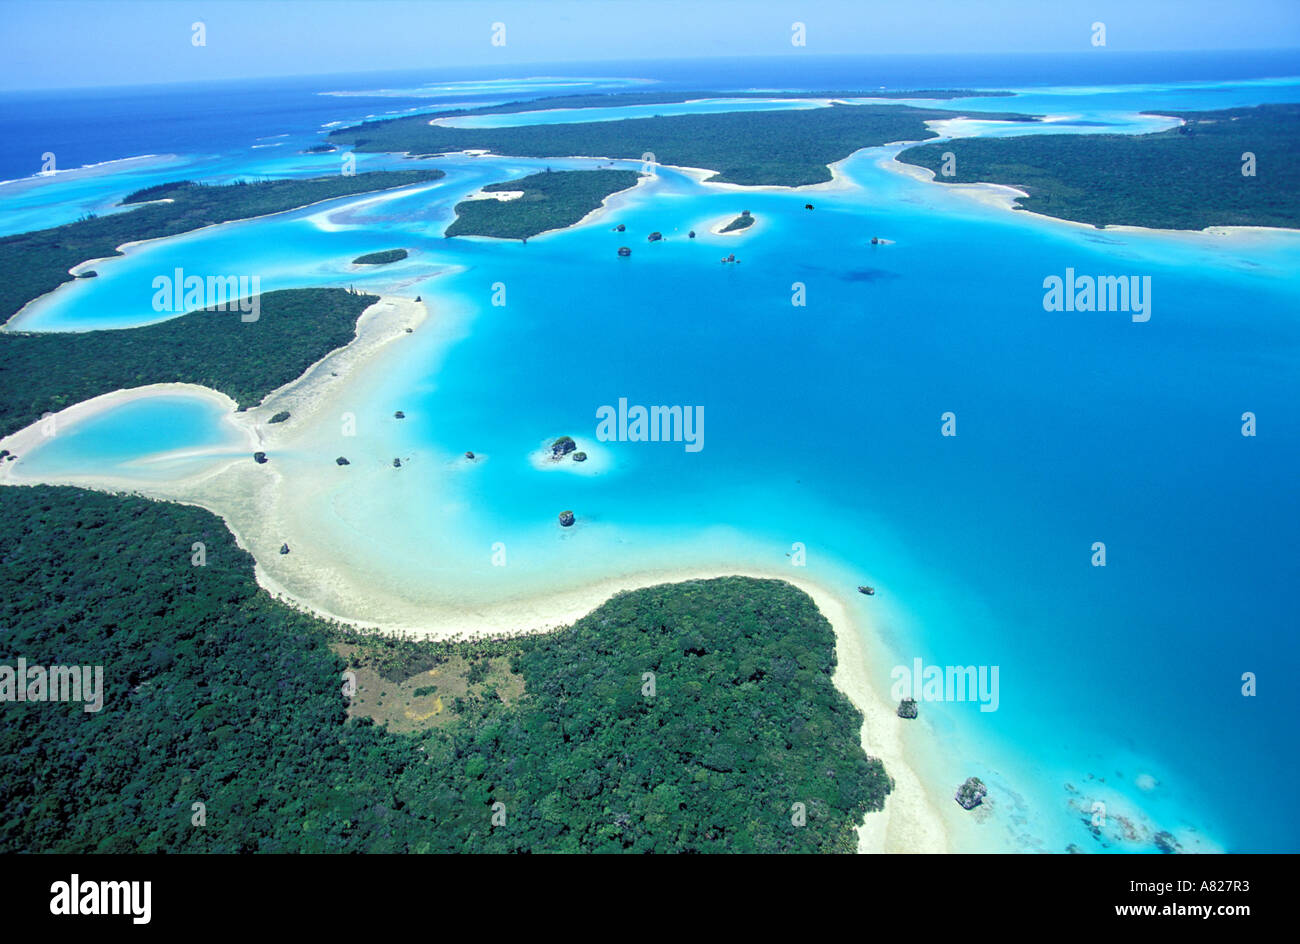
719;210;755;233
352;248;408;265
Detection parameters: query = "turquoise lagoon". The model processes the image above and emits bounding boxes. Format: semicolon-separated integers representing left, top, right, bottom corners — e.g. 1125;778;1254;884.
4;81;1298;854
15;394;248;481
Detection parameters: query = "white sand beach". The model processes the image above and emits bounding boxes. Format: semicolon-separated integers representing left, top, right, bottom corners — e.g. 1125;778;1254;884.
530;169;656;238
0;383;250;485
884;153;1031;214
882;146;1300;244
0;287;951;853
3;180;448;330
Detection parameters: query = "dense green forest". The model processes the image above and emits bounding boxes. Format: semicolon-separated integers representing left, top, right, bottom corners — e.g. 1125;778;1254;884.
352;248;408;264
896;103;1300;229
332;103;1037;187
423;88;1015;120
0;485;888;852
446;169;642;240
0;288;374;437
0;171;442;322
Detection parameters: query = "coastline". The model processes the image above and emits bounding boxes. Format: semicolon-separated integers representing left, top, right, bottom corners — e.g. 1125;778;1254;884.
0;383;250;484
0;288;949;854
673;156;861;194
2;177;449;331
883;148;1300;242
528;168;654;239
443;166;653;241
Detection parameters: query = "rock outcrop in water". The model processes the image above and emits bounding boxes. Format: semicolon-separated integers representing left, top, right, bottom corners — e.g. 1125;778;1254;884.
253;452;267;464
955;777;987;810
393;458;402;468
465;451;475;460
279;543;290;555
394;411;405;419
336;456;350;466
617;246;631;256
551;436;576;459
1153;830;1183;854
269;411;290;424
558;510;575;527
572;451;587;463
648;231;663;242
897;697;918;719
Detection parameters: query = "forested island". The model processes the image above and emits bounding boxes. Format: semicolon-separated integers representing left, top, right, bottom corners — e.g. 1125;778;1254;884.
331;102;1037;187
445;169;642;240
0;170;443;322
0;484;889;852
352;248;408;265
896;103;1300;229
720;211;755;232
0;288;375;437
423;88;1015;120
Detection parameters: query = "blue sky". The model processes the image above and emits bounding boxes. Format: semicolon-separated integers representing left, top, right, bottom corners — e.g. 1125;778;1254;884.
2;0;1298;90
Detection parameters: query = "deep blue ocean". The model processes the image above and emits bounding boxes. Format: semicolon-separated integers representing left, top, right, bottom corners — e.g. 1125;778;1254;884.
2;50;1298;853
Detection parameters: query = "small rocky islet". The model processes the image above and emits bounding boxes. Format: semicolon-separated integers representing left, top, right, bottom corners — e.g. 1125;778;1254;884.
955;776;988;810
719;209;754;233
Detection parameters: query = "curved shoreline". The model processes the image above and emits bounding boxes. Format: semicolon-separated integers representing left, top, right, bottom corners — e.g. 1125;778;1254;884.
0;287;950;854
886;137;1300;242
2;178;450;332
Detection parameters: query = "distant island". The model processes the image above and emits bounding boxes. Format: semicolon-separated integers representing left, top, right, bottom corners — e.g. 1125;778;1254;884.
422;88;1016;121
896;103;1300;230
352;248;408;265
0;288;375;437
0;483;890;853
331;101;1037;187
0;170;443;322
445;168;642;240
